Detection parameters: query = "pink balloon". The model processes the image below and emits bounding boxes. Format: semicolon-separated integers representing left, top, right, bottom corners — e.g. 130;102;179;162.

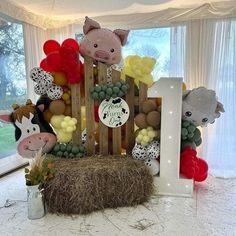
62;38;80;52
46;51;62;71
43;40;60;55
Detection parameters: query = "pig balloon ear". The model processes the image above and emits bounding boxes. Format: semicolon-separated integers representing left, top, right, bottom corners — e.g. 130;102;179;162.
113;29;129;46
83;16;101;34
0;110;13;123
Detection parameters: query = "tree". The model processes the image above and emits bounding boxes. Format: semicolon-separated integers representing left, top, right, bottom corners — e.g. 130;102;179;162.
0;20;26;109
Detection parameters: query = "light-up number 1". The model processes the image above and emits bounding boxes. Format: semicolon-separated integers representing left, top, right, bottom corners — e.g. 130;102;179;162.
148;77;193;197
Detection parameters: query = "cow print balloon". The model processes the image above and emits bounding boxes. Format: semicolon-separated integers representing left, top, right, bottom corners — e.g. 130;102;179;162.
144;158;160;175
146;140;160;159
132;143;147;160
34;83;47;95
39;74;53;90
47;84;63;100
30;67;45;82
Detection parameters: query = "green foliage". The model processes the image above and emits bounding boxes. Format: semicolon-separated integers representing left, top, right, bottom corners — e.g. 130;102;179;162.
181;120;202;151
51;142;86;159
90;80;129;101
25;153;56;186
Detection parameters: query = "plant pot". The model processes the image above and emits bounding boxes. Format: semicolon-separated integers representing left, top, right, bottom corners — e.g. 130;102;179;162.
27;184;45;220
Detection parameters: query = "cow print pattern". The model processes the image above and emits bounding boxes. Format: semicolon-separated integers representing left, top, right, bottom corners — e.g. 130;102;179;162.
30;67;63;100
30;67;45;82
47;84;63;100
146;140;160;159
144;158;160;175
132;143;147;160
34;83;47;95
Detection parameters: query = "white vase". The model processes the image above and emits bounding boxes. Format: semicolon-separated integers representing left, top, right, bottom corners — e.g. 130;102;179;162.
27;184;45;220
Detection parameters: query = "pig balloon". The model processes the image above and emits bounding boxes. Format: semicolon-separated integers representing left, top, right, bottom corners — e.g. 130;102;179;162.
80;16;129;65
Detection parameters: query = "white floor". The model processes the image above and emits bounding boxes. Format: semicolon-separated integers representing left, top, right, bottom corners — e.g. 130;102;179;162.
0;169;236;236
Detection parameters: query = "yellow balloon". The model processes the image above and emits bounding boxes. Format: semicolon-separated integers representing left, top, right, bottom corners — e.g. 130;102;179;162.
121;55;156;87
57;130;72;143
50;115;65;129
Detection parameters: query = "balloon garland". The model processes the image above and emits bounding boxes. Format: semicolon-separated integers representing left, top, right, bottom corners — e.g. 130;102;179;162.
90;80;130;101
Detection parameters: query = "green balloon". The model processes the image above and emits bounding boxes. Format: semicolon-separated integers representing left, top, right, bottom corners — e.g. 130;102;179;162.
63;151;69;157
57;151;63;157
94;86;101;92
188;125;196;133
59;144;66;151
121;85;128;92
181;128;188;136
182;120;190;128
66;144;72;152
101;85;107;91
92;92;99;100
105;94;111;100
187;132;194;139
99;91;106;99
113;86;120;94
195;138;202;146
118;91;125;97
69;153;74;158
72;146;80;154
79;145;85;153
106;87;113;95
115;81;122;88
53;143;60;152
76;153;83;158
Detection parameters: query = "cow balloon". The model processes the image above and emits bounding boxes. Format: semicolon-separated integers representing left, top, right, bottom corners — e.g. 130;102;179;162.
80;16;129;65
0;99;56;158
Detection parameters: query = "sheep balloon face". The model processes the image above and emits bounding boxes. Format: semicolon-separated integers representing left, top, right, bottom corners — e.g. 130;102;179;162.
182;87;225;127
80;17;129;65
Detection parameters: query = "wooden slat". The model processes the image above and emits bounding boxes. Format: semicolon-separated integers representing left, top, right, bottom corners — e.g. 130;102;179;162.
98;62;108;155
71;84;81;145
139;82;148;112
84;56;95;155
112;69;122;155
125;76;135;155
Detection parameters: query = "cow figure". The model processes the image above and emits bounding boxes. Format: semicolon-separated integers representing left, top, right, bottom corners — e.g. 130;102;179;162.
0;99;56;158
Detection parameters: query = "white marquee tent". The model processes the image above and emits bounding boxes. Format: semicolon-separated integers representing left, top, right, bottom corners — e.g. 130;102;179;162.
0;0;236;29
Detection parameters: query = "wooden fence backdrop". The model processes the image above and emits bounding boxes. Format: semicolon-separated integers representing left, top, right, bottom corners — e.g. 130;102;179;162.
71;56;148;156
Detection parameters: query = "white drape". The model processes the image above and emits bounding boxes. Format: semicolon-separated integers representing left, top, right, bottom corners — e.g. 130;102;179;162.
183;19;236;178
23;23;76;103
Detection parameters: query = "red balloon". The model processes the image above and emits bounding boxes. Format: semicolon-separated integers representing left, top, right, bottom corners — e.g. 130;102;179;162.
43;40;60;55
46;51;62;71
195;158;208;182
62;38;80;52
180;147;208;182
40;58;52;72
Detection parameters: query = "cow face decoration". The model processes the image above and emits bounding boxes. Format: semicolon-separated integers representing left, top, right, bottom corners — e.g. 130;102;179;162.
80;16;129;65
0;99;56;158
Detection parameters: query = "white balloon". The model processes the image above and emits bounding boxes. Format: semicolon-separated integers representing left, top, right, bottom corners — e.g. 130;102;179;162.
144;159;160;175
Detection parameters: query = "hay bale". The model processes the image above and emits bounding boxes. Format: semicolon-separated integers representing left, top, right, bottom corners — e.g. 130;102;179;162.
44;155;153;214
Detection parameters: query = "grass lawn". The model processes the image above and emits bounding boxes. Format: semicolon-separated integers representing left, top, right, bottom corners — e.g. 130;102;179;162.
0;124;16;158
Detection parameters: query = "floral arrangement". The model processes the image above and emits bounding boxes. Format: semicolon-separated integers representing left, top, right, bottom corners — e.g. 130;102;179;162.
25;150;56;186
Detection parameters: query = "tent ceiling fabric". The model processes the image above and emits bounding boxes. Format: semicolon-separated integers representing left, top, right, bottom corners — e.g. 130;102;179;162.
0;0;236;29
